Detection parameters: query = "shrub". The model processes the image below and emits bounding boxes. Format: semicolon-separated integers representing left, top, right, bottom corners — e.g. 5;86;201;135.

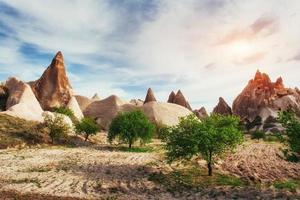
251;130;266;140
75;117;99;141
0;85;8;111
108;110;155;148
278;111;300;159
53;107;77;122
44;113;71;144
163;114;243;176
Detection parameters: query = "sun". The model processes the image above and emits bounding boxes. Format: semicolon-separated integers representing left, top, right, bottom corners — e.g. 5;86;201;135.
229;41;254;57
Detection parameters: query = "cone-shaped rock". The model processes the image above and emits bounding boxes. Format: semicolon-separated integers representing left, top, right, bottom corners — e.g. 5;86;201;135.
167;91;176;103
172;90;192;110
30;51;73;110
213;97;232;115
144;88;157;104
194;106;208;119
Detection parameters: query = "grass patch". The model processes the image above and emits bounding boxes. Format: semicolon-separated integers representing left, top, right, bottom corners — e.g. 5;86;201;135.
274;180;300;192
148;165;245;192
116;146;154;153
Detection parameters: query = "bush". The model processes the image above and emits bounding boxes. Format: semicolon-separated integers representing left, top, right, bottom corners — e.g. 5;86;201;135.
251;130;266;140
44;113;71;144
75;117;99;141
108;110;155;148
278;111;300;159
53;107;77;122
163;114;243;176
0;85;8;111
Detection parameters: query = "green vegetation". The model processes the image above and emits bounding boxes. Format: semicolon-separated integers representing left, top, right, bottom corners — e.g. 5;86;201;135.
148;165;245;192
53;106;77;122
75;117;99;141
44;113;71;144
251;130;266;140
0;84;8;111
0;114;50;148
278;111;300;161
108;110;155;148
163;114;243;176
273;180;300;192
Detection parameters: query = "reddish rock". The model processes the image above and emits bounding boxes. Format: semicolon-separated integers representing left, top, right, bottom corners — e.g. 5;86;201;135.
194;106;208;119
30;51;73;110
144;88;157;104
169;90;192;110
232;70;300;125
213;97;232;115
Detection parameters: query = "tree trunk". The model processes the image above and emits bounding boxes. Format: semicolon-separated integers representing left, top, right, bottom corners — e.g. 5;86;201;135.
129;142;132;148
85;134;89;141
208;162;212;176
51;137;54;144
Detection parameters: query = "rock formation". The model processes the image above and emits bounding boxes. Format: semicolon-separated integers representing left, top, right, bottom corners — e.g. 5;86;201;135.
84;95;136;129
144;88;157;104
212;97;232;115
2;77;44;121
232;70;300;132
168;90;192;110
30;51;73;110
91;93;100;101
194;106;208;119
67;96;84;119
142;102;192;126
130;99;144;107
75;95;93;112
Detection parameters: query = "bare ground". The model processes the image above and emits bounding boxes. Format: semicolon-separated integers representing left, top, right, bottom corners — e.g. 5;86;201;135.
0;138;299;199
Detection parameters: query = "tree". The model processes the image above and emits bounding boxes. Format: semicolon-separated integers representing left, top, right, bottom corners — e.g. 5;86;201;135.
75;117;99;141
44;113;71;144
278;110;300;158
53;106;77;123
108;110;155;148
163;114;243;176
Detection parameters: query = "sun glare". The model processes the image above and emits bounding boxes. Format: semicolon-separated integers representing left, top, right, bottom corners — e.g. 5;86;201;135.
229;41;254;57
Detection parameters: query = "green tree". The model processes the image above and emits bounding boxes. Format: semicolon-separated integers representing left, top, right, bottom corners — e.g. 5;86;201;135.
44;113;71;144
278;111;300;157
108;110;155;148
163;114;243;176
75;117;99;141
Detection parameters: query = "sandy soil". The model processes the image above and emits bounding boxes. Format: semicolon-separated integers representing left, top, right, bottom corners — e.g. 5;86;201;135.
0;139;299;199
221;141;300;183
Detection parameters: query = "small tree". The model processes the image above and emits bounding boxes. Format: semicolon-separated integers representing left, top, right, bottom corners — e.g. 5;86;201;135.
75;117;99;141
163;114;243;176
108;110;155;148
278;111;300;158
44;113;71;144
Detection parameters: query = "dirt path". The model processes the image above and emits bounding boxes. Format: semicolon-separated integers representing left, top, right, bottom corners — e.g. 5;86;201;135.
221;141;300;183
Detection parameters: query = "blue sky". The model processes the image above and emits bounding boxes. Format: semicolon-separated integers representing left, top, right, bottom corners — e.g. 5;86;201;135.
0;0;300;111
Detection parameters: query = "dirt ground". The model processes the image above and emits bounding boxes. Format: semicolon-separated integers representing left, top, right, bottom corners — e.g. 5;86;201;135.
0;137;299;199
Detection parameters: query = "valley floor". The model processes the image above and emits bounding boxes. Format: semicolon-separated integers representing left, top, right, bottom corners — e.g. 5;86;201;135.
0;137;299;199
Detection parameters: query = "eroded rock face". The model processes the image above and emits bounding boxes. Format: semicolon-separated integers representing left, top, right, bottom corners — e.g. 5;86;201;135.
232;70;300;132
194;106;208;119
213;97;232;115
3;77;44;122
30;51;73;110
168;90;192;110
67;96;84;120
75;95;93;112
144;88;157;104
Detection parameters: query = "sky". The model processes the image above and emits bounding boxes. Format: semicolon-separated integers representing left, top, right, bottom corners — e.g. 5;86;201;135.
0;0;300;111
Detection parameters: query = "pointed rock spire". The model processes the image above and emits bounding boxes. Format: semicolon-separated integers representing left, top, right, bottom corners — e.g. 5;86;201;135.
30;51;73;110
194;106;208;119
213;97;232;115
167;91;176;103
172;90;192;110
144;88;157;104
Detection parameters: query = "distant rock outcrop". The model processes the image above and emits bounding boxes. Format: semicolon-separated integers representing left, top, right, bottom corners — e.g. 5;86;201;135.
30;51;73;110
194;106;208;119
144;88;157;104
75;95;93;112
142;102;193;126
232;70;300;132
3;77;44;121
168;90;192;110
130;99;144;107
213;97;232;115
